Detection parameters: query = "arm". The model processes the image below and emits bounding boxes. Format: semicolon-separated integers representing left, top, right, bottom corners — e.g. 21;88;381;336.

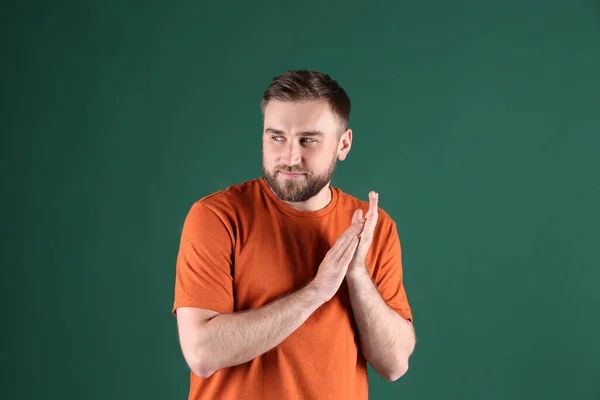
176;282;323;378
174;206;365;378
346;191;416;381
346;268;415;381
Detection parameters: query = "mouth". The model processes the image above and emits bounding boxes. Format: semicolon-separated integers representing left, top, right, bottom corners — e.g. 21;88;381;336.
278;171;306;179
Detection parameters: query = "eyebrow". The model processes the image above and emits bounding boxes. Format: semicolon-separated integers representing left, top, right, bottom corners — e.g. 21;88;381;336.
264;128;325;137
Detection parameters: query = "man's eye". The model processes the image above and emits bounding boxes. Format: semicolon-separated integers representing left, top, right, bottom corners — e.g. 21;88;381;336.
271;136;316;144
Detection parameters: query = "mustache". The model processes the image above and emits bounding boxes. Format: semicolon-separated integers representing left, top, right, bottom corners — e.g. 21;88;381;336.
277;166;308;173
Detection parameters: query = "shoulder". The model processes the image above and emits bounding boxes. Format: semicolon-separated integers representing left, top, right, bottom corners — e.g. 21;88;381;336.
191;178;261;213
182;178;262;230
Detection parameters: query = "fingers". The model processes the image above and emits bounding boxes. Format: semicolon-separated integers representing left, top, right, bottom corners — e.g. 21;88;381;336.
363;191;379;239
351;209;363;224
354;191;379;262
353;192;378;239
331;218;365;260
345;218;365;244
330;191;379;263
340;236;360;266
367;191;378;219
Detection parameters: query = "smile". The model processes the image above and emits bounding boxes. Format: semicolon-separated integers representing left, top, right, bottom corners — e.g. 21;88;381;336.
279;171;306;179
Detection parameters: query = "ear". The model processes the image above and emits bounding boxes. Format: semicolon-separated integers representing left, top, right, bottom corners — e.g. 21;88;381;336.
337;128;352;161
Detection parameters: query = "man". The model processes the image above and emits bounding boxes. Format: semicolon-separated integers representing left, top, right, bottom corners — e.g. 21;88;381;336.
172;70;416;399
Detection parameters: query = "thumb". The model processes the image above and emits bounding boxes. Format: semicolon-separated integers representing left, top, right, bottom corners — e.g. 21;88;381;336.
351;209;363;224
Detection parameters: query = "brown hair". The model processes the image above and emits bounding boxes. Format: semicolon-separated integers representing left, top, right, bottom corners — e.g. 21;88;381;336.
261;70;351;129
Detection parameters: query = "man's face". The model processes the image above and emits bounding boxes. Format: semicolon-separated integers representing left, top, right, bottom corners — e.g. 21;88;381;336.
262;99;350;203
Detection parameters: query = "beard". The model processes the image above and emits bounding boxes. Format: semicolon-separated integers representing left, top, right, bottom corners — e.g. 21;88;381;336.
262;153;338;203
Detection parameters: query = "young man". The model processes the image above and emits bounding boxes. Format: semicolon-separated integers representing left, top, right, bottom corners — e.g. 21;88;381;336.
173;70;416;399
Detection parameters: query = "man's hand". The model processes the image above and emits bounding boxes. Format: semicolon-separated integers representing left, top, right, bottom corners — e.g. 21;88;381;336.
311;217;365;303
348;191;379;276
344;190;415;381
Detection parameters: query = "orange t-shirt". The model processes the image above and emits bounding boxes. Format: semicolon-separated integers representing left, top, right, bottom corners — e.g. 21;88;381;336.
172;177;412;400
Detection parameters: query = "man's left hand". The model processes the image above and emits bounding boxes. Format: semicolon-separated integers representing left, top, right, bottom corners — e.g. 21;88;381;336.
348;191;379;276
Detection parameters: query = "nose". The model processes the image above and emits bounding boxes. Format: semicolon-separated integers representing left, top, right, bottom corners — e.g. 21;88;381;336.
282;140;302;166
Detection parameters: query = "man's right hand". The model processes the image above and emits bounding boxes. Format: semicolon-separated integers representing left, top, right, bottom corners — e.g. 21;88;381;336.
311;212;365;303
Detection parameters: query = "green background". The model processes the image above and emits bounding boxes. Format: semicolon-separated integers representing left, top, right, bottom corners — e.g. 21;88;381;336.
3;0;599;399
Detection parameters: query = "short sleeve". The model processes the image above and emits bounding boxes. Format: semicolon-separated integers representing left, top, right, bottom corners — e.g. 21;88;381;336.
172;201;235;315
370;219;413;323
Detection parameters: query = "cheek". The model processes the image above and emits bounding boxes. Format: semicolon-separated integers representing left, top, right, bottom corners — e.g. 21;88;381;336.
261;147;278;167
263;143;286;161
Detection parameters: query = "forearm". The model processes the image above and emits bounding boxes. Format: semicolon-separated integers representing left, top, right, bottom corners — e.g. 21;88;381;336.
346;267;415;381
196;283;323;376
